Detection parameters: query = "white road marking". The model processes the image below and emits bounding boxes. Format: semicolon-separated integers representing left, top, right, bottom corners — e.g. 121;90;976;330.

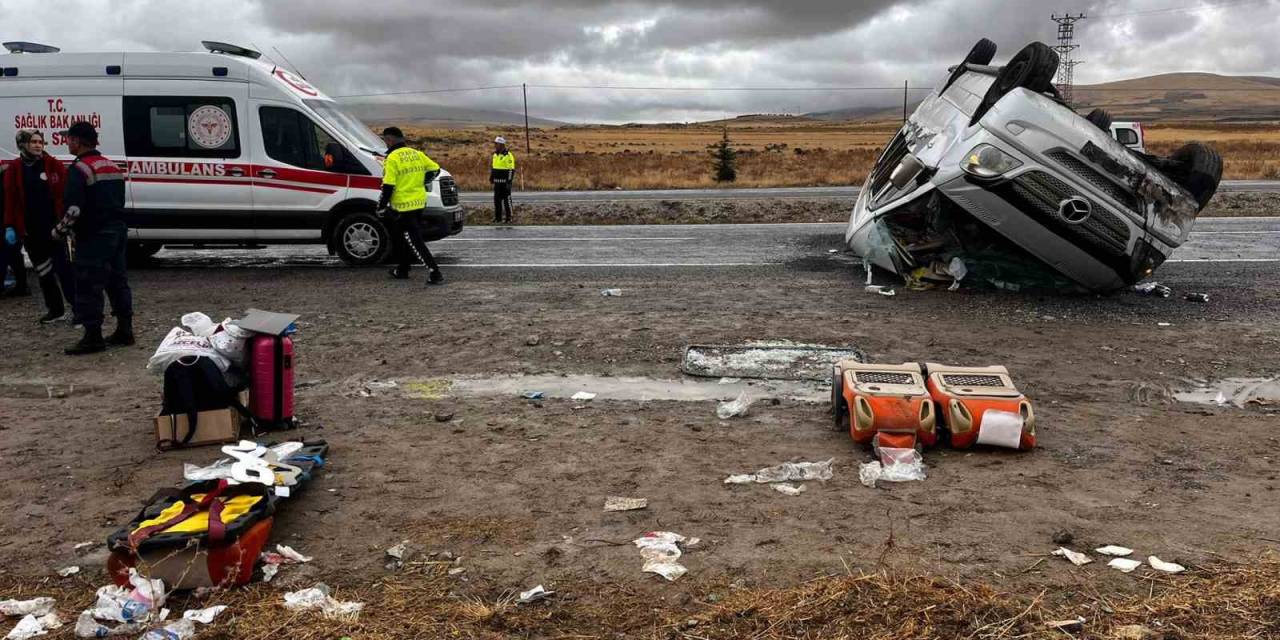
1167;258;1280;263
448;262;777;268
435;237;697;242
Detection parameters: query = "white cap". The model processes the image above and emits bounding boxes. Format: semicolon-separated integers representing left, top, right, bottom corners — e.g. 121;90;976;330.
494;136;507;145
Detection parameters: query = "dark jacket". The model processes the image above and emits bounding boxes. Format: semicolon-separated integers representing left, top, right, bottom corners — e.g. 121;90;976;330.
55;150;125;237
2;154;66;237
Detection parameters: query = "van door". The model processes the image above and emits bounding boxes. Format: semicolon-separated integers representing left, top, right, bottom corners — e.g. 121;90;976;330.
121;83;252;241
250;104;350;239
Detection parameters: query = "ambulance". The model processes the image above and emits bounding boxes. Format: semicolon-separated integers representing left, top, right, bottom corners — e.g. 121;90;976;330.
0;41;464;265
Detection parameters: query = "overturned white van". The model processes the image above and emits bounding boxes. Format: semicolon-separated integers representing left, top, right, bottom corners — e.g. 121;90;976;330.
0;41;463;265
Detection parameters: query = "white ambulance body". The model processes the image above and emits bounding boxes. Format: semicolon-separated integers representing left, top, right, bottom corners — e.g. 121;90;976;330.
0;41;463;265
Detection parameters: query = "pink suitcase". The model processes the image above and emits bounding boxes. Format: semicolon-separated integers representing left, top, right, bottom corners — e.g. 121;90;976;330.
247;335;294;429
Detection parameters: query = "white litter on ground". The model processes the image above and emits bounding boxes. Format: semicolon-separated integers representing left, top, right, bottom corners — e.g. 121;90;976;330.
181;606;227;624
138;619;195;640
603;497;648;512
1095;545;1134;557
716;391;753;419
725;459;834;485
1052;547;1093;567
57;566;80;578
517;586;555;604
0;599;55;618
4;613;61;640
260;544;312;582
632;532;699;581
282;584;364;619
772;483;805;496
1108;558;1143;573
1148;556;1186;574
570;391;597;401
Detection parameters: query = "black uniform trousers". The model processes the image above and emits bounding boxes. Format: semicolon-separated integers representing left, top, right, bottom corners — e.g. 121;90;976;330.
72;222;132;330
493;182;513;223
391;209;439;274
25;231;75;316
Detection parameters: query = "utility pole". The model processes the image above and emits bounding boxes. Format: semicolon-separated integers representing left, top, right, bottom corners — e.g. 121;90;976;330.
903;80;908;123
522;83;531;153
1051;12;1086;104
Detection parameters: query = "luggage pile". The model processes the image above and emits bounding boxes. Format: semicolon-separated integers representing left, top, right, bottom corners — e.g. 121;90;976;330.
832;361;1036;452
105;439;329;590
149;308;299;450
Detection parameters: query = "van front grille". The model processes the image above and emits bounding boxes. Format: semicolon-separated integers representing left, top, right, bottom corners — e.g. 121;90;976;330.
1046;149;1141;212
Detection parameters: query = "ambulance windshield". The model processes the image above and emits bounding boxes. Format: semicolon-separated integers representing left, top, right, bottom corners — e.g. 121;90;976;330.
305;100;385;154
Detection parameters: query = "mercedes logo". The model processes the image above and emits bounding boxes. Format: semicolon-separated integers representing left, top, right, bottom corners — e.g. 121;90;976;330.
1057;197;1092;224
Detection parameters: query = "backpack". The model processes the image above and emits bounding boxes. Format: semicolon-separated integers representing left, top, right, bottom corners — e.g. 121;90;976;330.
158;356;250;451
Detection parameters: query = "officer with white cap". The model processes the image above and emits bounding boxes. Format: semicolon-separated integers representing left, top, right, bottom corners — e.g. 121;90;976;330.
490;136;516;224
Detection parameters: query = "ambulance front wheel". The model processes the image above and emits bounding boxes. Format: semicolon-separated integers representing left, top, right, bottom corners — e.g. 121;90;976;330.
334;212;392;266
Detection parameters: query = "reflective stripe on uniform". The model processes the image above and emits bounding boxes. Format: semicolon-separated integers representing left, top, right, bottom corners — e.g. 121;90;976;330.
73;162;96;185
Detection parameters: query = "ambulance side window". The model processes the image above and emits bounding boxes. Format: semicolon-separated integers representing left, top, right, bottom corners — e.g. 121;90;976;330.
123;96;240;158
260;106;364;174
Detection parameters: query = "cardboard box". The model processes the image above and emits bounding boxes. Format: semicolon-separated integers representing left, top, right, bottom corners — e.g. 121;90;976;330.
155;391;248;449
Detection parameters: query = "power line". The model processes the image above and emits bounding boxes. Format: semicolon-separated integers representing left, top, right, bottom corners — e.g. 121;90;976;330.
528;84;933;92
333;84;524;98
1092;0;1269;19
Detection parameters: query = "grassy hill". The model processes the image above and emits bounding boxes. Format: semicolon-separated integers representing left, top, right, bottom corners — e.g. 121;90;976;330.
1073;72;1280;122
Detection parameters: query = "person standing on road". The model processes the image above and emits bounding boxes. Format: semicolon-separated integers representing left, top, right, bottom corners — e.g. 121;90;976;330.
379;126;444;285
490;136;516;224
3;129;75;322
55;121;133;355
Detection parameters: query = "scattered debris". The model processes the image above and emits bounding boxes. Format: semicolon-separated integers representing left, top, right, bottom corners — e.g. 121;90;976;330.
1108;558;1143;573
139;619;195;640
1157;322;1173;327
772;483;806;496
601;289;623;297
633;532;699;581
180;606;227;624
1044;617;1086;633
570;391;597;402
864;285;896;296
72;611;146;638
1051;529;1074;545
517;585;555;605
261;544;312;582
1095;545;1134;557
1052;547;1093;567
282;584;364;619
91;570;166;624
1148;556;1187;574
384;541;415;571
525;336;541;346
683;342;865;381
1134;282;1172;298
1175;377;1280;408
433;411;455;422
5;613;60;640
56;566;80;578
603;497;648;512
876;448;927;482
72;542;97;552
447;567;466;577
1183;292;1210;303
716;391;754;419
521;391;545;400
0;600;55;618
858;462;882;488
1112;624;1158;639
725;459;834;484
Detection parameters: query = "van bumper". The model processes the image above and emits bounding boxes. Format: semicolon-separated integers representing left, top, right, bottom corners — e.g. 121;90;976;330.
423;204;465;241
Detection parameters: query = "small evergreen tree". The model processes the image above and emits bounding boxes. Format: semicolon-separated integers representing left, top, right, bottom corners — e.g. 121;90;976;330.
712;127;737;183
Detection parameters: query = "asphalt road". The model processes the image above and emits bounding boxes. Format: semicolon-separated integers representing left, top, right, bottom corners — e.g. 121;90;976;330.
459;180;1280;204
152;216;1279;270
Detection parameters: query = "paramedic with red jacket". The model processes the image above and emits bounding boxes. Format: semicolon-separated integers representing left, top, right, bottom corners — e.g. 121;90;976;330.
2;128;75;322
54;122;134;355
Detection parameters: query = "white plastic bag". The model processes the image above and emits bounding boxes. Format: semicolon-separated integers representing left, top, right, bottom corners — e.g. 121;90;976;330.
876;448;927;482
147;327;230;373
181;313;217;337
716;391;753;419
209;319;251;368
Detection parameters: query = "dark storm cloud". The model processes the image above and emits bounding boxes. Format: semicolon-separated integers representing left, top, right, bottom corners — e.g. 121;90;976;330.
3;0;1277;121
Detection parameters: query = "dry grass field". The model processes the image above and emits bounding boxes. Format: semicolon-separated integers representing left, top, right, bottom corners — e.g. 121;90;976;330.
405;119;1280;192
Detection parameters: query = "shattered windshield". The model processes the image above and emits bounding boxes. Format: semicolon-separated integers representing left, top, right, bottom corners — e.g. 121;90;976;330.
305;99;386;154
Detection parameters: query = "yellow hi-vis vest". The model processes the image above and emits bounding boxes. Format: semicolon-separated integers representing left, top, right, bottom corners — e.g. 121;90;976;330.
492;152;516;171
382;146;440;212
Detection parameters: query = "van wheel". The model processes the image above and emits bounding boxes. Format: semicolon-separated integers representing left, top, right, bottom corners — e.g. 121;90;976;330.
1167;143;1224;211
334;212;392;266
942;38;998;92
125;242;163;266
970;42;1060;125
1085;108;1113;132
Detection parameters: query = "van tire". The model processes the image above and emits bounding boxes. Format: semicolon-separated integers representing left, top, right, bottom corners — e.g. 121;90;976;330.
125;242;163;266
942;38;998;92
1168;142;1223;210
1085;108;1112;132
971;42;1060;125
334;212;392;266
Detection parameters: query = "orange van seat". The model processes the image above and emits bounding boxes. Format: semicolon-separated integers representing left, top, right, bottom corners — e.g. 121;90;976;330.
924;363;1035;450
832;361;937;449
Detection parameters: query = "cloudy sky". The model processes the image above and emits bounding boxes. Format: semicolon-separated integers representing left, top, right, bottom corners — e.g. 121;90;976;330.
3;0;1277;122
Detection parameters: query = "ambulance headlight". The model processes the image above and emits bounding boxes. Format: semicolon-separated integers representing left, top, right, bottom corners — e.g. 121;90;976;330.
961;144;1021;179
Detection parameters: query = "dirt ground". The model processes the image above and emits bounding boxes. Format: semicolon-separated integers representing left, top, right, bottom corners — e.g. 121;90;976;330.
463;191;1280;226
1;251;1279;637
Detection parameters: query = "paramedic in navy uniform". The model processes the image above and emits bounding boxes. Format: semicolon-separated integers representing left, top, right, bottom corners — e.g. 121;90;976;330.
54;121;134;355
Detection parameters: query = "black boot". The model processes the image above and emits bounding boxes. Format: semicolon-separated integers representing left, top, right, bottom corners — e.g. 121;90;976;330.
38;309;66;324
107;316;135;346
427;269;444;285
65;326;106;355
389;267;410;280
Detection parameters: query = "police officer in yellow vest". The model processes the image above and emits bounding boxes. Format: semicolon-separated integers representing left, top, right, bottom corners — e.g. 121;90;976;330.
379;127;443;284
490;136;516;224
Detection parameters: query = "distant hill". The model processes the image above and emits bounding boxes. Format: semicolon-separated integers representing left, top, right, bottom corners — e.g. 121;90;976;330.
807;72;1280;123
342;101;566;128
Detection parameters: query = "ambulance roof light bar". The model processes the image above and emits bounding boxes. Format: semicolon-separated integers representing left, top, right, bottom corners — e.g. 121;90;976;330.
201;41;262;60
3;42;61;54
